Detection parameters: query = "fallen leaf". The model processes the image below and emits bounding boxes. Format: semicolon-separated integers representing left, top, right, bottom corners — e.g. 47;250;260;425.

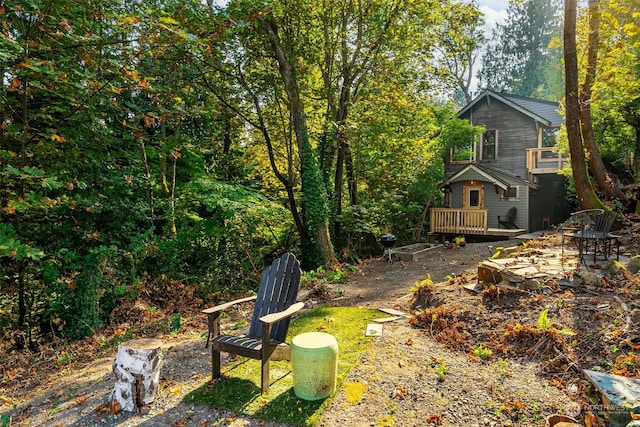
405;337;413;345
426;414;443;424
584;410;600;427
173;418;189;427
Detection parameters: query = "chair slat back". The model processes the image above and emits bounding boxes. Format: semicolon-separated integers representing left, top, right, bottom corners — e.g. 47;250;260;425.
597;211;616;233
248;253;301;342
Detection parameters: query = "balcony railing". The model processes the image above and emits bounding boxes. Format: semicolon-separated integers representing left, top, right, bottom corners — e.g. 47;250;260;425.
430;208;488;234
526;147;565;174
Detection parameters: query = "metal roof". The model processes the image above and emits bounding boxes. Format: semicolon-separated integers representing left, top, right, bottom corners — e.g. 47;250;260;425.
457;90;564;127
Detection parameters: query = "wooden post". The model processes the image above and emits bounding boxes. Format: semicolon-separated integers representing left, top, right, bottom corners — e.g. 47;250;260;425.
110;338;163;413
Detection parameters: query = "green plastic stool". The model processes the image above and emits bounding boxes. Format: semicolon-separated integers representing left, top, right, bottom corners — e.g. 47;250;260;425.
291;332;338;400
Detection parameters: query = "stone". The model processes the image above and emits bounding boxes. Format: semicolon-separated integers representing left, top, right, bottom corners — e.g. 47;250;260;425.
602;259;627;277
627;256;640;274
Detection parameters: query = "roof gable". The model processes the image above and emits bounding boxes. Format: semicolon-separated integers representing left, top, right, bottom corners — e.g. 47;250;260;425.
445;164;535;189
457;90;564;126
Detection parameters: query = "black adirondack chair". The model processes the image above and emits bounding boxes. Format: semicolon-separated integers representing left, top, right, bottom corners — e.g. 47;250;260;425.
561;209;618;265
202;253;304;393
498;207;517;229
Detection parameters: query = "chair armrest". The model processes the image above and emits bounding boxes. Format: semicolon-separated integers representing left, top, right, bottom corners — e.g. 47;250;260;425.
259;302;305;325
202;295;257;315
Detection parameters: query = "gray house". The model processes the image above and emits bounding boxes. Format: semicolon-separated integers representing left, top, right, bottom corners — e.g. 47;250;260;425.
430;90;571;237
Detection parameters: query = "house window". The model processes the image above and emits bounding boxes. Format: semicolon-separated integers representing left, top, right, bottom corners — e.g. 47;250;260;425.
481;130;497;160
542;128;558;148
450;143;475;163
541;128;559;159
502;186;518;200
469;189;480;206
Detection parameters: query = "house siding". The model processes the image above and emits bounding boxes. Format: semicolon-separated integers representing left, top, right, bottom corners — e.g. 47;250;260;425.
448;180;529;230
458;98;540;180
437;90;569;235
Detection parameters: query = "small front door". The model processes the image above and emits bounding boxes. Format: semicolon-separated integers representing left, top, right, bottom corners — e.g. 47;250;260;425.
463;185;484;209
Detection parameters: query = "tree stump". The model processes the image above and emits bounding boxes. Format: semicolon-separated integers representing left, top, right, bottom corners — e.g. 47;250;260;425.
110;338;163;413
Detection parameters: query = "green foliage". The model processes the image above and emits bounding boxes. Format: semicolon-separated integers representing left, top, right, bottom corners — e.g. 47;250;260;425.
537;309;576;335
473;345;493;360
537;308;553;331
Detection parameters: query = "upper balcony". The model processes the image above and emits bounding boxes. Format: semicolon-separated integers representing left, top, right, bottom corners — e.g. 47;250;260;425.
526;147;566;175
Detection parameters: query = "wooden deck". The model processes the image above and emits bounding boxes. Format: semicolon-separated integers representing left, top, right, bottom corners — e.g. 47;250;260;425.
526;147;567;175
430;208;526;238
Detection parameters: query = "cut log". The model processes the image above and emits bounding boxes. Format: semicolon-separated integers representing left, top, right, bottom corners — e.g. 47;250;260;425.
110;338;163;413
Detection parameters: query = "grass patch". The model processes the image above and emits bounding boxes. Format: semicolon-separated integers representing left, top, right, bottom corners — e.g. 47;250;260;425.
185;306;379;426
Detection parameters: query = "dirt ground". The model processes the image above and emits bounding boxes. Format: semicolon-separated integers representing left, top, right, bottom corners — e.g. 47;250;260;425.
2;230;640;427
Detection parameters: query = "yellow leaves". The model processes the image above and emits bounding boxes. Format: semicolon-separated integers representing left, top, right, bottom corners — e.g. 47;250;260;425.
51;133;66;143
622;22;639;37
169;384;182;394
121;15;140;26
111;86;123;94
159;17;179;25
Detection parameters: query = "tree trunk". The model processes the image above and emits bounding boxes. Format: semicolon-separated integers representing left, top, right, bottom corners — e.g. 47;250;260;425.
564;0;599;209
110;338;163;413
258;17;334;267
579;0;627;203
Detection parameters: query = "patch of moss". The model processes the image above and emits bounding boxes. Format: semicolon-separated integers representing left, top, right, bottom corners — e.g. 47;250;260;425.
344;381;368;404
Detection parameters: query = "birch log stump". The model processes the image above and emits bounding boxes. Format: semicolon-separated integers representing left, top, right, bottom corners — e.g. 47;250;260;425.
110;338;163;413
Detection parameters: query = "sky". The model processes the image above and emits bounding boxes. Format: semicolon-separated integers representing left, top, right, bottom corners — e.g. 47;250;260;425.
478;0;509;37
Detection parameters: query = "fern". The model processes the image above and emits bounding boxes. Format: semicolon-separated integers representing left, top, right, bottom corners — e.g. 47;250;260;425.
537;309;552;331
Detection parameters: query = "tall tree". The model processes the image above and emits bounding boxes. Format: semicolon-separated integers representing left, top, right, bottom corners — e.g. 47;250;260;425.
578;0;626;203
564;0;599;208
581;0;640;193
313;0;466;247
479;0;563;99
430;1;485;103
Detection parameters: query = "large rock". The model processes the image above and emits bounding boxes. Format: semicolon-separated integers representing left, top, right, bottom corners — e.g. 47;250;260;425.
627;255;640;274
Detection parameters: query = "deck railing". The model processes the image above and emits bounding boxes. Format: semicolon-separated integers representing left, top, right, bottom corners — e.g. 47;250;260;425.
430;208;488;234
526;147;565;174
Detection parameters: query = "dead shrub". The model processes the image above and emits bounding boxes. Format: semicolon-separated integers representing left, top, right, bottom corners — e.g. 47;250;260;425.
411;306;472;352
